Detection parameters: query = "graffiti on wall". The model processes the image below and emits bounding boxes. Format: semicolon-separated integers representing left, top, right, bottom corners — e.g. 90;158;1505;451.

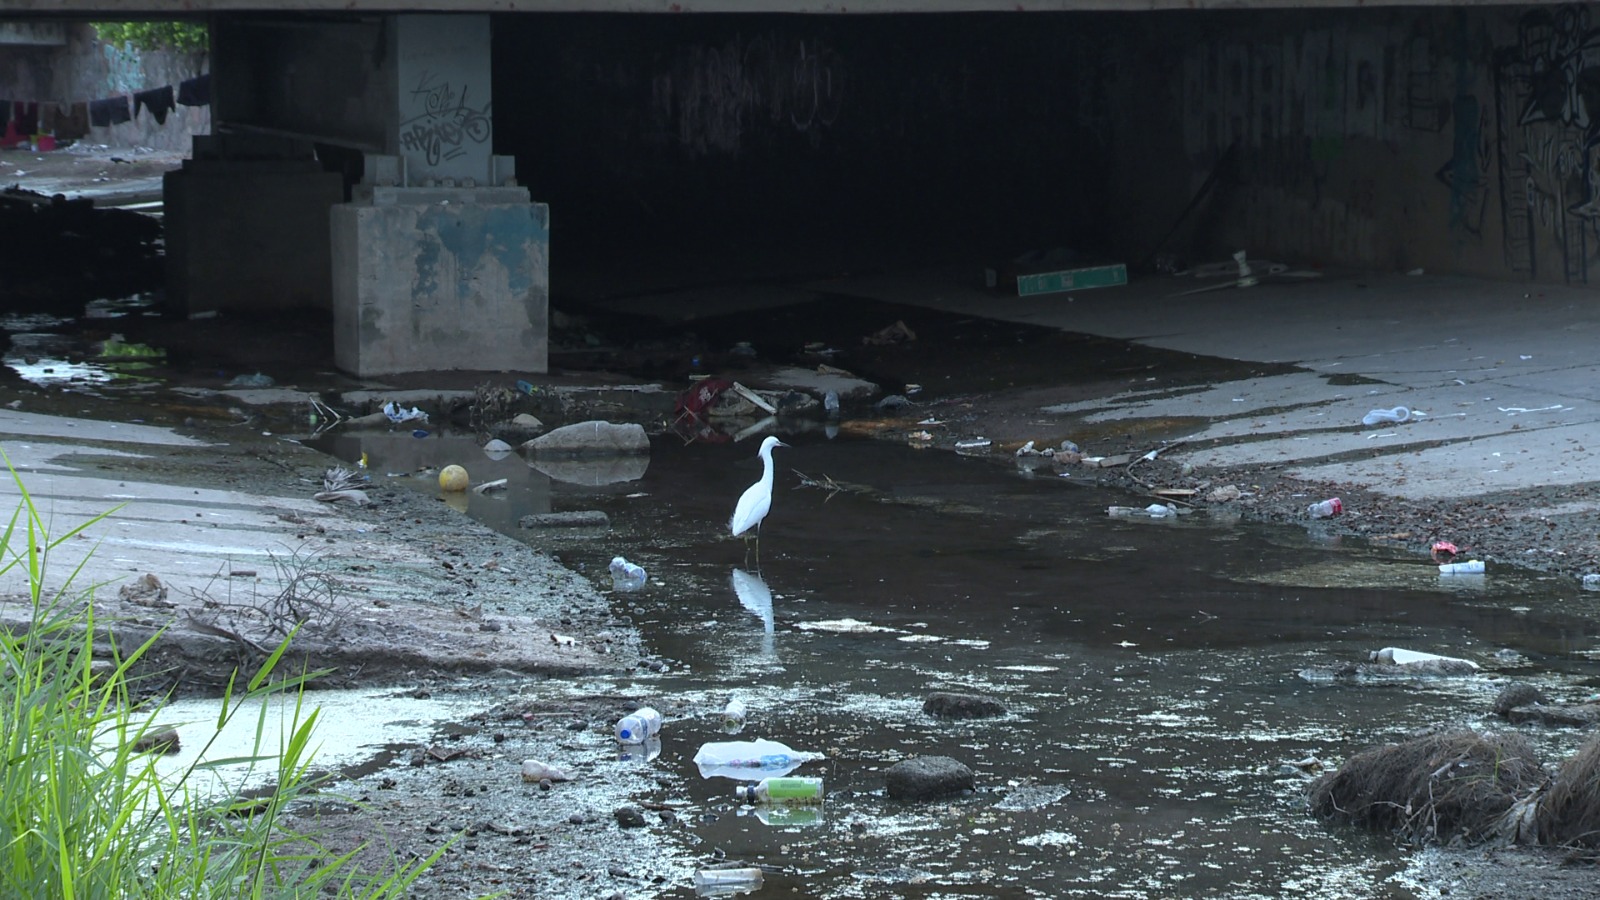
648;34;845;157
400;71;492;167
1493;6;1600;282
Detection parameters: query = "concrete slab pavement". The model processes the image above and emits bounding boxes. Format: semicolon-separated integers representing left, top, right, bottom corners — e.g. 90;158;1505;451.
815;264;1600;503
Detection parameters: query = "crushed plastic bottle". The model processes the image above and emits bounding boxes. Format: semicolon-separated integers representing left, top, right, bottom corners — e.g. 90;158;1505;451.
736;776;824;805
615;706;663;744
695;739;825;776
609;556;647;592
1307;498;1342;519
721;698;747;733
693;866;763;897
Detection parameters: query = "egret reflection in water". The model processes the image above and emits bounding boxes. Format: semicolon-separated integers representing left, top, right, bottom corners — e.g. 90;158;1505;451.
731;567;776;658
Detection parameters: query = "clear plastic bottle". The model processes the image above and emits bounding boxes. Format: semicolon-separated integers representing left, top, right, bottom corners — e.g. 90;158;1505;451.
615;706;663;743
721;698;747;732
1307;498;1343;519
609;556;647;592
736;776;824;805
693;867;763;895
823;390;840;418
617;736;661;763
1438;560;1485;575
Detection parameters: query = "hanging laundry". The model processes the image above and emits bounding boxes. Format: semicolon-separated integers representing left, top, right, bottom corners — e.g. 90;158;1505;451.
177;74;210;107
89;95;130;127
53;102;89;140
12;101;38;136
134;85;175;125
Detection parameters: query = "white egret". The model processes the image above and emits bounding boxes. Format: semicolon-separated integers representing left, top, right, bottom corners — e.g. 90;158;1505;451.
730;436;789;555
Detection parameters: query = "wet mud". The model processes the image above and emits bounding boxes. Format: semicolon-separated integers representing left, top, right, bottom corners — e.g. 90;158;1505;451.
4;284;1600;896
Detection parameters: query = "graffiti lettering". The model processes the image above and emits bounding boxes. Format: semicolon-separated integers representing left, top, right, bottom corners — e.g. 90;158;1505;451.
400;72;493;167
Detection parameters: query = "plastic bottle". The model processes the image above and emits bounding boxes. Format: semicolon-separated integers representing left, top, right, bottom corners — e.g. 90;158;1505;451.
736;776;824;805
721;698;747;732
609;556;647;592
693;867;763;895
617;736;662;764
1439;560;1485;575
744;805;824;827
615;706;663;744
823;390;840;418
1307;498;1343;519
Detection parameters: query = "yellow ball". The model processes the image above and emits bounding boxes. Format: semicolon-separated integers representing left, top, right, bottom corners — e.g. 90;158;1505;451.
439;465;470;492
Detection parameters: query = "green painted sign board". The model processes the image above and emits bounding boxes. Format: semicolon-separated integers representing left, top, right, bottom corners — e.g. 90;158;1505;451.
1015;263;1128;297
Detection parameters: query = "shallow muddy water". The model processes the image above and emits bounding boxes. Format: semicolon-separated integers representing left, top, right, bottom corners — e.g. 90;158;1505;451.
351;428;1600;899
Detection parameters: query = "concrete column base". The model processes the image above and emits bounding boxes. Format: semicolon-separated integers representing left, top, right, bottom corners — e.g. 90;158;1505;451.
331;187;550;377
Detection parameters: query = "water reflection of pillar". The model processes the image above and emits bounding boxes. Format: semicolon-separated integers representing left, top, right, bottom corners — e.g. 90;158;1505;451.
732;567;777;660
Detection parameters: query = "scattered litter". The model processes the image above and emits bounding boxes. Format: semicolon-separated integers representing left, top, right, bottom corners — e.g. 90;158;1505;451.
863;320;917;346
118;573;172;607
954;438;991;451
796;618;897;633
1015;440;1043;457
1498;405;1566;414
1369;647;1480;670
1307;498;1343;519
383;401;429;424
99;335;165;359
694;739;825;779
1206;484;1242;503
609;556;648;592
731;382;777;414
520;759;573;782
1362;406;1410;426
472;478;508;495
908;430;933;442
227;372;275;388
1108;503;1180;519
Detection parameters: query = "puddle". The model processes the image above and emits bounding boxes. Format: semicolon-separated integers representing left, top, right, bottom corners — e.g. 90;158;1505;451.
149;687;482;797
344;428;1600;898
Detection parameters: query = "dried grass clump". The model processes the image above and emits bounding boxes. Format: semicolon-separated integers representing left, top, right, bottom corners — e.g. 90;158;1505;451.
1308;729;1549;846
1535;733;1600;852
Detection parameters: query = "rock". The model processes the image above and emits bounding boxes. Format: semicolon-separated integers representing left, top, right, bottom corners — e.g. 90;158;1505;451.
1493;682;1549;716
525;421;648;457
922;691;1006;719
1504;703;1600;727
519;511;610;529
613;806;647;829
884;756;975;802
491;414;545;444
483;439;514;454
129;726;180;755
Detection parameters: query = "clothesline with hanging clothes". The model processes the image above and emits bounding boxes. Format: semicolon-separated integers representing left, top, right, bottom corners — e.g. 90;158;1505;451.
0;73;209;148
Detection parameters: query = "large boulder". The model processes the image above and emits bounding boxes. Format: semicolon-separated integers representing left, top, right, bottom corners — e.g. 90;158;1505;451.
885;756;975;802
524;421;648;457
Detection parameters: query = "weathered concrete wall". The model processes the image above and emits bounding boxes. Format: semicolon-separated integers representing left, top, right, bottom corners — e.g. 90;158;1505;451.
1108;5;1600;285
492;14;1116;272
0;22;208;151
331;193;550;376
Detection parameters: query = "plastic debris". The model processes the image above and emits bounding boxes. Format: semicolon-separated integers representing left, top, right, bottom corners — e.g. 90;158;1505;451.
1439;560;1486;575
1431;541;1459;563
1369;647;1480;670
383;401;429;424
520;759;573;782
609;556;647;592
1362;406;1411;426
472;478;508;495
226;371;275;388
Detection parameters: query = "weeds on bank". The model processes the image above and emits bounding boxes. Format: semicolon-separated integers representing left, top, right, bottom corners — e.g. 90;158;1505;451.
0;462;447;898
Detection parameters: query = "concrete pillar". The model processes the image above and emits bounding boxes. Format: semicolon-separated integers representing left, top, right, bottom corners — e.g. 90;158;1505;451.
330;14;549;377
